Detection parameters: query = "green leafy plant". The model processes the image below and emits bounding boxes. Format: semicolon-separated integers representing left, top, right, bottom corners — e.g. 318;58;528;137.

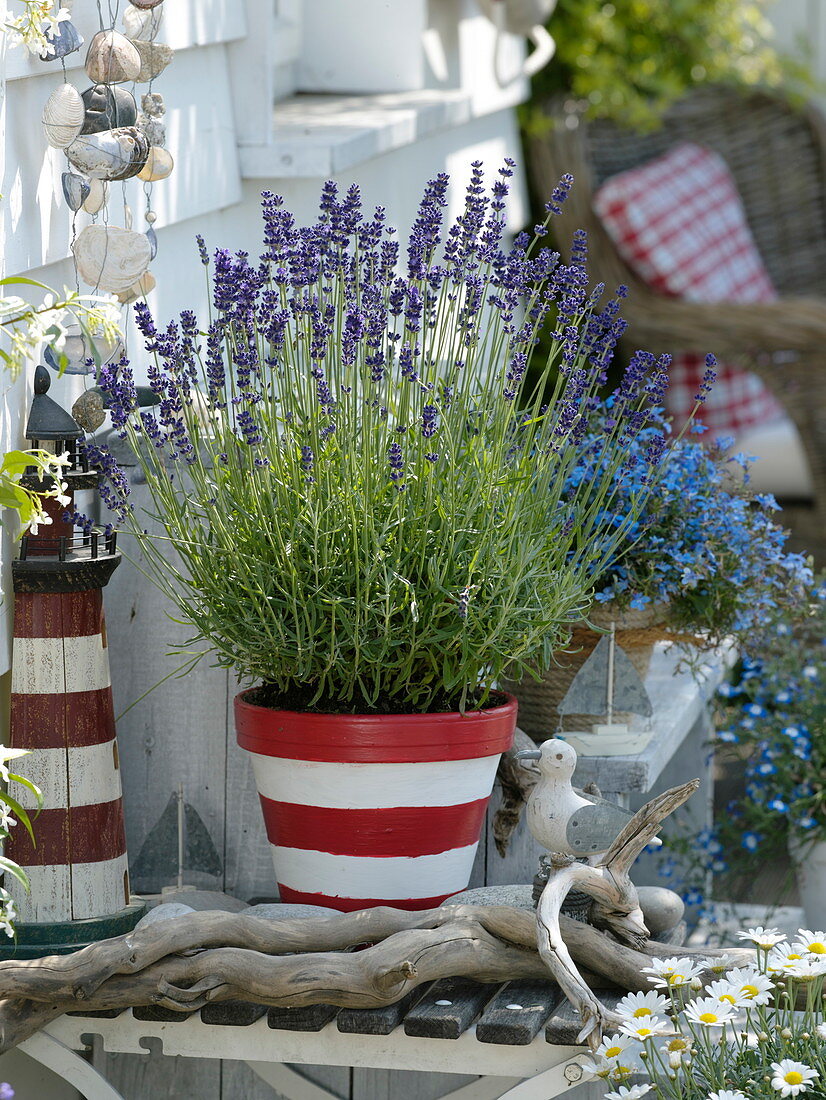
0;748;43;939
524;0;813;133
87;167;689;713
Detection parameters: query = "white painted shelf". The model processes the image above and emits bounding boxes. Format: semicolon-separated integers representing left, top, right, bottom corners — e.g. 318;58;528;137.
240;85;526;179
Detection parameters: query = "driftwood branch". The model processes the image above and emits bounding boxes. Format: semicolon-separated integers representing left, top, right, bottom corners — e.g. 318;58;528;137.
0;902;751;1054
493;728;540;856
535;779;702;1048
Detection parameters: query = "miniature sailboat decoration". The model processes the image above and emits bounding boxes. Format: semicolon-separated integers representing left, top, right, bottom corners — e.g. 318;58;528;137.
557;623;654;756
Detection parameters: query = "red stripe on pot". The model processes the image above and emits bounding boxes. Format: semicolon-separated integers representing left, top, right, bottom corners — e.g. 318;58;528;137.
6;798;127;867
277;886;456;912
13;590;103;638
258;796;489;857
235;691;517;762
11;687;117;750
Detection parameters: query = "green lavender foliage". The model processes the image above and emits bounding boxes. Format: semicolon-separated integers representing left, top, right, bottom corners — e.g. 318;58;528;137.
95;168;674;712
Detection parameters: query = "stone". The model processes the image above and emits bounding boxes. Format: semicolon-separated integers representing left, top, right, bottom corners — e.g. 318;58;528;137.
133;902;195;930
82;178;108;214
117;270;156;305
141;91;165;117
44;323;124;376
123;4;163;41
636;886;685;937
85;30;141;84
136;113;165;147
81;84;137;134
146;225;158;259
73;224;152;293
131;39;174;83
242;902;342;920
40;19;83;61
72;390;106;432
66;126;150;181
137;145;173;182
159;889;248;913
42;83;85;149
129;0;165;8
61;171;91;212
446;884;535;909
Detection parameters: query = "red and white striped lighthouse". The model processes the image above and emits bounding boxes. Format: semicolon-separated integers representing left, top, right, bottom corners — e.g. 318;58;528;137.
4;367;144;954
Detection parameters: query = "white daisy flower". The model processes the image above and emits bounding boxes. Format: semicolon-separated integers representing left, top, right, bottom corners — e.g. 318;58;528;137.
726;967;775;1006
708;1091;748;1100
708;952;749;974
683;997;736;1028
705;978;747;1007
618;1016;672;1041
604;1085;652;1100
794;929;826;956
767;945;808;974
641;956;703;989
816;1022;826;1041
736;926;787;948
660;1033;693;1068
616;990;670;1019
770;1058;818;1096
580;1034;638;1080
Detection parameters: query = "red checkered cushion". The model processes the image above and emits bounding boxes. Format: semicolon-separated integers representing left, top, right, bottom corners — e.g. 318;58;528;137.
593;142;784;436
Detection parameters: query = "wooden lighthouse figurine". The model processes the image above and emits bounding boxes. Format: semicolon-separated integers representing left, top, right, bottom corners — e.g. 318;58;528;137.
4;366;144;956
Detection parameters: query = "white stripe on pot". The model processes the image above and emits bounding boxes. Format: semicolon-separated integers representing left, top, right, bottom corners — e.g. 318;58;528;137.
270;843;480;899
7;742;123;811
71;853;130;919
11;635;111;695
248;753;501;810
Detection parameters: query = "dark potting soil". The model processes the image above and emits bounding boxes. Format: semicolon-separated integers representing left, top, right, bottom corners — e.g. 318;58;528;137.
245;683;511;716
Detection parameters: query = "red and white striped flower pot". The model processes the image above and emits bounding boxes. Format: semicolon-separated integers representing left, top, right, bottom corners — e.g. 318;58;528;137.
234;691;517;911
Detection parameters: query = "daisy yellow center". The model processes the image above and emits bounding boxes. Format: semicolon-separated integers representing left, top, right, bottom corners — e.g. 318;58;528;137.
784;1072;804;1085
720;994;737;1003
617;1065;632;1077
741;985;758;998
809;942;826;954
633;1007;652;1017
605;1045;622;1057
668;1039;689;1051
788;953;803;960
667;973;685;985
699;1012;719;1024
637;1027;654;1037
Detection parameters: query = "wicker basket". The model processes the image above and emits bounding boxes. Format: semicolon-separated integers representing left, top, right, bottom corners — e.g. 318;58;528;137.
502;603;671;742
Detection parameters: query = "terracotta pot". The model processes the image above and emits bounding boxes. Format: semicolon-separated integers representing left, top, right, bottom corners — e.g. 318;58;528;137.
235;691;517;911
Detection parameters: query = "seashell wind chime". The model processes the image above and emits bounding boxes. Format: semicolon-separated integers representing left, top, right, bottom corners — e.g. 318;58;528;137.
40;0;174;333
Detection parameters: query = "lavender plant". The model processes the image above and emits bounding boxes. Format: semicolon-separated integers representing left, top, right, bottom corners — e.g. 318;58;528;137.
91;165;677;713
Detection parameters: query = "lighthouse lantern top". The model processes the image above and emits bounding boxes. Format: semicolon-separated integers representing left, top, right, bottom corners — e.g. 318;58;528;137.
25;365;84;447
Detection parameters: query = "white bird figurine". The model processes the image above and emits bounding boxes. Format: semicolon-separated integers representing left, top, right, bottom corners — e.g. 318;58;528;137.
516;738;660;858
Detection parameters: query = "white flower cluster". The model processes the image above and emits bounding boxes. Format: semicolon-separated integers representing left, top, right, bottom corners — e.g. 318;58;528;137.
579;928;826;1099
2;2;70;57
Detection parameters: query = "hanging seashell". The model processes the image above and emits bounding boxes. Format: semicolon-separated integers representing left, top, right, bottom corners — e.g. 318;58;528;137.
137;145;173;182
42;83;85;149
123;4;163;41
85;30;141;84
66;127;150;181
146;225;158;260
117;270;156;305
61;171;91;212
141;91;165;118
136;113;165;147
40;20;84;61
72;390;106;433
73;224;152;294
128;0;165;9
130;39;174;83
81;84;137;134
124;203;134;231
82;178;108;214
